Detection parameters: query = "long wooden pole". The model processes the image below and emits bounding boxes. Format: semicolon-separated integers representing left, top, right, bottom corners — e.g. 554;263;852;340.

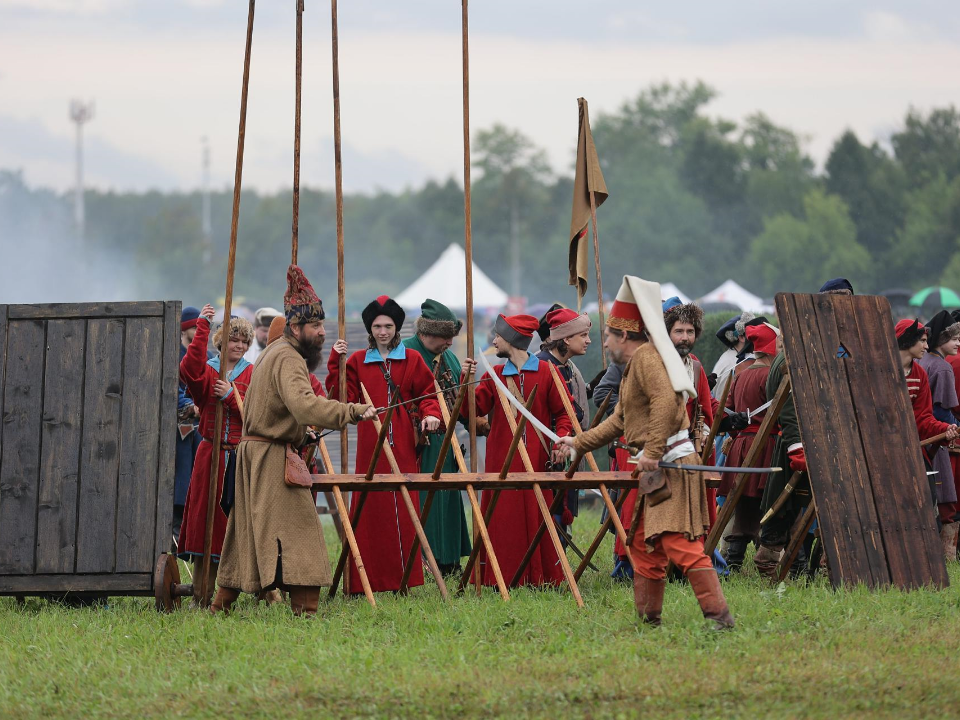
331;0;349;593
291;0;303;264
588;194;606;368
700;371;732;465
199;0;256;608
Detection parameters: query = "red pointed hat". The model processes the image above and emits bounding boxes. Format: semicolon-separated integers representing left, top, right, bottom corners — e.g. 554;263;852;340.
284;264;325;323
362;294;406;334
746;323;779;355
495;313;539;349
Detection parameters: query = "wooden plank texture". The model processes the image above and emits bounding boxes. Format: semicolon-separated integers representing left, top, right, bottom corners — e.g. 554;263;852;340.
0;319;46;574
0;573;151;594
309;471;641;491
35;319;86;573
8;302;164;320
153;301;180;563
115;318;163;572
75;319;125;573
777;292;947;590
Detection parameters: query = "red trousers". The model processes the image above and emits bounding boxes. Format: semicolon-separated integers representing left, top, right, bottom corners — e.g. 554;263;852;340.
630;511;713;580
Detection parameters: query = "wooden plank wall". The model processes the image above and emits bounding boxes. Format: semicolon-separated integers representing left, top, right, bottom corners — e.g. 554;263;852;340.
0;301;180;592
777;293;948;590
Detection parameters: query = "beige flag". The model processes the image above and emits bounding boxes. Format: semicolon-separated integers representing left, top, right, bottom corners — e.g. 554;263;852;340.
568;97;609;307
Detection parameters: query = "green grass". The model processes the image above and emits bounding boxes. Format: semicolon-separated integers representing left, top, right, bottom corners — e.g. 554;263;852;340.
2;507;960;719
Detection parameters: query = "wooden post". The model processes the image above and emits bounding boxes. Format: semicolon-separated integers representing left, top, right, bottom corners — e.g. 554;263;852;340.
546;364;636;574
493;386;584;608
198;0;256;608
703;376;791;556
330;487;375;606
316;439;344;538
328;489;370;599
588;194;606;368
360;384;449;600
574;490;628;580
291;0;303;265
700;371;732;465
777;499;817;582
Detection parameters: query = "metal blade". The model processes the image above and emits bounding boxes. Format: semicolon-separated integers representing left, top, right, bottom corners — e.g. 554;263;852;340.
478;349;561;444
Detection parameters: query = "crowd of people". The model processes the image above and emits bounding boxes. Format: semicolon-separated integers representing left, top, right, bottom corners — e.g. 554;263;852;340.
171;267;958;628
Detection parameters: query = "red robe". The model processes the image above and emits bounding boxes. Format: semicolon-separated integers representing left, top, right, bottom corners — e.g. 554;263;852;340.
176;317;252;560
467;353;574;587
907;360;952;461
614;356;717;557
719;362;775;498
326;344;440;594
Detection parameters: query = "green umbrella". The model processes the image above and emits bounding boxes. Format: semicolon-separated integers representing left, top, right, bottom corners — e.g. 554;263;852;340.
909;286;960;308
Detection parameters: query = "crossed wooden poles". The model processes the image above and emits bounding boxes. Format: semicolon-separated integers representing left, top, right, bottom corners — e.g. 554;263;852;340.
308;368;637;608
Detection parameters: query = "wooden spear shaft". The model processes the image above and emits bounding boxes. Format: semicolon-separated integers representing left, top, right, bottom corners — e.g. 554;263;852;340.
198;0;256;608
589;194;606;368
291;0;303;264
331;0;347;476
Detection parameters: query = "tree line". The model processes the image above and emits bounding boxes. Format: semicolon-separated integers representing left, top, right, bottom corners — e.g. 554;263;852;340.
3;80;960;311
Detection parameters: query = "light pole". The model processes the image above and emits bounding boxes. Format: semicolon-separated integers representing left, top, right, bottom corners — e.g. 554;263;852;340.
69;99;95;247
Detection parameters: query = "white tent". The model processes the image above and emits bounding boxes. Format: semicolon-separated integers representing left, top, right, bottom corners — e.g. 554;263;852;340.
699;279;769;312
659;282;692;305
395;243;508;311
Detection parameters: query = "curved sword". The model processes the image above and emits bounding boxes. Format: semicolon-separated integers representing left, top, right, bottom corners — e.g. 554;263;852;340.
478;348;561;444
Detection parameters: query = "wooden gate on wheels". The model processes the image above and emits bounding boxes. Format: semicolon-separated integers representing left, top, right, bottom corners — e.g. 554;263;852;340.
0;301;183;605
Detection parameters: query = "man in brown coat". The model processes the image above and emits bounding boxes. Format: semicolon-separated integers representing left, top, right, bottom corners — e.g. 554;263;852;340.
213;265;375;616
560;275;734;630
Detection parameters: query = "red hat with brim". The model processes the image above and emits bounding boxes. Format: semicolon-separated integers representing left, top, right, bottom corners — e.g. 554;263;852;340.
546;308;592;341
495;313;539;349
746;323;778;356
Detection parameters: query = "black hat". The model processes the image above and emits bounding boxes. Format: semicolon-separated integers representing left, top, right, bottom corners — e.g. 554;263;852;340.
819;278;854;295
925;309;960;349
362;295;405;334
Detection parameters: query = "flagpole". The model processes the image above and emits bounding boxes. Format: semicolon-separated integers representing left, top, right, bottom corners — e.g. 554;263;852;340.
589;195;606;368
199;0;255;607
331;0;347;475
291;0;303;265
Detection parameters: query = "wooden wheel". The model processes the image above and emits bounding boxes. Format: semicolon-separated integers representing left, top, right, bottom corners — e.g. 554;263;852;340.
154;553;182;612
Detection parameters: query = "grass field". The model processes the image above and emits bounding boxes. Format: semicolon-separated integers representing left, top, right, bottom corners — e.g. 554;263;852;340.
2;507;960;719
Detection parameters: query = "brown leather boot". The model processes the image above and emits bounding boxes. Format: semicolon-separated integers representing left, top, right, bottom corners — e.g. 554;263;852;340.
256;588;284;605
288;586;320;617
632;575;665;626
209;587;240;615
753;544;783;580
688;568;735;630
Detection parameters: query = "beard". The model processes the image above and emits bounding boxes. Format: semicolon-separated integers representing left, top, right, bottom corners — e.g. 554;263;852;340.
298;335;325;371
674;341;693;359
495;346;510;359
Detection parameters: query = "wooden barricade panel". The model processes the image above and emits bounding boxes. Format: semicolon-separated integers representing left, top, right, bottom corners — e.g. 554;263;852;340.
777;292;947;590
0;301;180;595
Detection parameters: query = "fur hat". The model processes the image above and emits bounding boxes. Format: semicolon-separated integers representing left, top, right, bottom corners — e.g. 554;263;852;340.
734;311;757;339
495;314;538;349
284;265;325;324
925;309;960;349
213;316;254;351
415;298;462;339
663;302;704;338
819;278;854;295
362;295;405;334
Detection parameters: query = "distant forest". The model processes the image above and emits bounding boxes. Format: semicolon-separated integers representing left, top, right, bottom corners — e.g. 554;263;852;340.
3;81;960;312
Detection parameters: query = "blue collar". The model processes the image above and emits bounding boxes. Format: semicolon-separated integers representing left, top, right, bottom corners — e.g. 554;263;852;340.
364;345;407;364
206;355;251;381
502;352;539;376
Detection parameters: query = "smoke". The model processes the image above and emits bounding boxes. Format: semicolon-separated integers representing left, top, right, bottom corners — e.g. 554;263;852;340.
0;170;141;304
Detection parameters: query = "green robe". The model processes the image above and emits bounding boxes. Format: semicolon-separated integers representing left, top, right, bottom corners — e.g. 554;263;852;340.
403;335;472;566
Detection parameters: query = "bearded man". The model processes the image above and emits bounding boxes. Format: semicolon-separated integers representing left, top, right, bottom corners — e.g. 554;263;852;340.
213;266;375;616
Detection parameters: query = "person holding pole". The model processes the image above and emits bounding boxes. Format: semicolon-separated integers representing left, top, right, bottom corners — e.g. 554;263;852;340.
177;304;253;606
214;265;375;616
326;295;442;595
558;276;734;630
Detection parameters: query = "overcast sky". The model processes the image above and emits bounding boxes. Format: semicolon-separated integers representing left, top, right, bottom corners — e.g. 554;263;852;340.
2;1;959;194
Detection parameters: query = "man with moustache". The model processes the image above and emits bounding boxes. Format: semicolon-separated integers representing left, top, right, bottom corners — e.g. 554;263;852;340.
213;265;376;616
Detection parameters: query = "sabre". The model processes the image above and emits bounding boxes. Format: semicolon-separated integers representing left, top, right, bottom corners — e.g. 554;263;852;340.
609;443;781;474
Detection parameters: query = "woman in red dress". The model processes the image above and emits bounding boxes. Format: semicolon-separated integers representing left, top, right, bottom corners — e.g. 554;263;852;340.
719;323;779;571
177;304;253;604
326;295;441;594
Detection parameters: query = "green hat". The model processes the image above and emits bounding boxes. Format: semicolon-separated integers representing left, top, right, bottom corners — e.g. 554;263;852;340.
416;298;462;339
